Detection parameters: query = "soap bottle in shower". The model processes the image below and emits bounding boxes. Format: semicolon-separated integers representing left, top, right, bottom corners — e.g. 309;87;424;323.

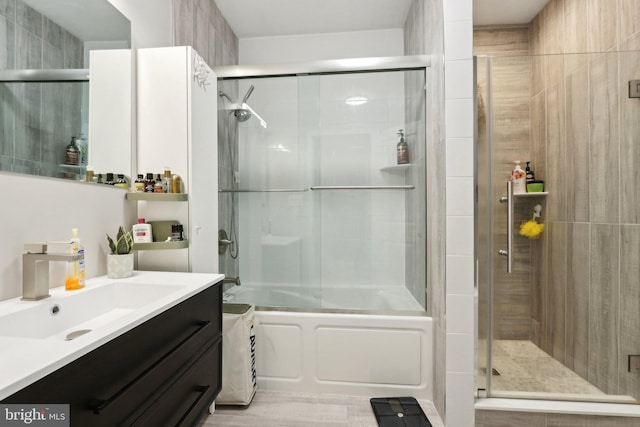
511;160;526;194
396;129;409;165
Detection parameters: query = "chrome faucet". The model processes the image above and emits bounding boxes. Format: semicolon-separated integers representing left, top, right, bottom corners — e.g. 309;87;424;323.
22;243;84;301
223;277;241;287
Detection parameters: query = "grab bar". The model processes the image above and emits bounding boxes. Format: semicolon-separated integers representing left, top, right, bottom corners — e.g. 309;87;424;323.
219;188;308;193
498;181;514;273
310;185;415;190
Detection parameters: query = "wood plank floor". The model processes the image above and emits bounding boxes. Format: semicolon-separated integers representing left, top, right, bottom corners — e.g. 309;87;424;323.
199;390;444;427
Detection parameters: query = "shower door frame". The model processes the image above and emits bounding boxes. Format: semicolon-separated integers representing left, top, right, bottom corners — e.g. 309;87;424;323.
214;55;432;315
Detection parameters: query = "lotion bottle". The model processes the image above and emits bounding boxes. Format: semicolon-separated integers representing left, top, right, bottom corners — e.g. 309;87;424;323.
133;218;153;243
511;160;526;194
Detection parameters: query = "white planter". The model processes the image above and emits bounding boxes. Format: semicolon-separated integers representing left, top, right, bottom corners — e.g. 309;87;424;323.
107;253;134;279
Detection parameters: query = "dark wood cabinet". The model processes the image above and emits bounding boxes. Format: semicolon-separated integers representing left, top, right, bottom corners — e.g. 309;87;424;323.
3;282;222;427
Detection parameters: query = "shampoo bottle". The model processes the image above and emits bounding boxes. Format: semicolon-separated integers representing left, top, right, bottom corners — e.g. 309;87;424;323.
511;161;526;194
66;228;85;290
396;129;409;165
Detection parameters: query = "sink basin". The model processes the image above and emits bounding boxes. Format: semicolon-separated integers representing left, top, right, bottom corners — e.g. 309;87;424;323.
0;282;183;340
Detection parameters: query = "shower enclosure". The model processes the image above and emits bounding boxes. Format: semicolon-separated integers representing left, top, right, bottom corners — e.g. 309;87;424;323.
216;57;428;313
477;50;640;404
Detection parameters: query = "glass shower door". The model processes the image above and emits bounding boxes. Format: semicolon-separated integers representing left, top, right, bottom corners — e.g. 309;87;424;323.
477;50;640;403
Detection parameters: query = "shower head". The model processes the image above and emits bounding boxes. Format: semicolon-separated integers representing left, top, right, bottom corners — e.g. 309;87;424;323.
234;107;252;122
239;102;267;128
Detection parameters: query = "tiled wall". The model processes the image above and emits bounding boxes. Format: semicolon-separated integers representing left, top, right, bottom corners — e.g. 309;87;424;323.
404;0;449;418
0;0;84;177
528;0;640;398
172;0;239;278
406;0;476;424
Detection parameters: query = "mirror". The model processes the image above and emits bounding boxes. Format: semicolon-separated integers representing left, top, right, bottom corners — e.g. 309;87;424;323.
0;0;132;182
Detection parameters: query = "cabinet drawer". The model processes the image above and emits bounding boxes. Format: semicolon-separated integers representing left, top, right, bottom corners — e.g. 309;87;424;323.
131;337;222;427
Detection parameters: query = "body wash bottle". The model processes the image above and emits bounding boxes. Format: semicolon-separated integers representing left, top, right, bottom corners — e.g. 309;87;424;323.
396;129;409;165
133;218;153;243
511;160;526;194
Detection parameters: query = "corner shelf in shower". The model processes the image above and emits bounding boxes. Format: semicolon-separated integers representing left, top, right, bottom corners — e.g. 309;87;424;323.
513;192;548;197
380;163;411;172
132;240;189;251
126;192;189;201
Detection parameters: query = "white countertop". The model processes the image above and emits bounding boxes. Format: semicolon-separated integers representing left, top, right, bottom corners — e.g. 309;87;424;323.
0;271;224;400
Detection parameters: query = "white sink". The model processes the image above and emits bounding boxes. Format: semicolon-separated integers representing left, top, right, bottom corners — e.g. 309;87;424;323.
0;282;183;340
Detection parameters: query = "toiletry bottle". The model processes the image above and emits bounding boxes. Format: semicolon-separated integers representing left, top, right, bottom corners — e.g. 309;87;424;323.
85;167;94;183
115;174;128;188
65;136;79;165
525;161;535;184
134;174;145;192
65;228;85;290
154;174;164;193
511;160;526;194
172;174;182;193
396;129;409;165
145;173;155;192
163;167;173;193
97;173;103;184
132;218;153;243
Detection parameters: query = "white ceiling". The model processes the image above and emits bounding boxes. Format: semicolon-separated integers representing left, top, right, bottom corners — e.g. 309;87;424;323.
215;0;552;39
214;0;414;38
22;0;130;42
474;0;551;26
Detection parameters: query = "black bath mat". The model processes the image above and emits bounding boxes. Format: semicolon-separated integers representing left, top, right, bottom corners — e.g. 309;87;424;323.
370;397;432;427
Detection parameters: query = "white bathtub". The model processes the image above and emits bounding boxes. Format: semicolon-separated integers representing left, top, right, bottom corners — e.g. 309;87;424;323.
223;285;432;398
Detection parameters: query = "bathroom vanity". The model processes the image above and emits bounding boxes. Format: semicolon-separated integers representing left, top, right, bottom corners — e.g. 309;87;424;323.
0;271;223;426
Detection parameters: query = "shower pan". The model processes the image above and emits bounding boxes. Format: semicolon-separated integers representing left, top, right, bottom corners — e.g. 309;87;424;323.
476;50;640;405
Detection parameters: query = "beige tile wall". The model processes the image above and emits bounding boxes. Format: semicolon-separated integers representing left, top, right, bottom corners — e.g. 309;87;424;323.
528;0;640;398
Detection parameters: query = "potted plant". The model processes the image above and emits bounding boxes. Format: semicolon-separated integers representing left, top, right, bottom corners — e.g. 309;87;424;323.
106;226;134;279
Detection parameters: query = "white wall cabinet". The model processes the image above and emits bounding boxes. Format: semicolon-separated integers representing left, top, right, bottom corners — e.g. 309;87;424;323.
137;46;218;273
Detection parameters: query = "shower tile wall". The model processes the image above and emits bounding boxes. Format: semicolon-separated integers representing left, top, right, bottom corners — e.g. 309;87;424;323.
172;0;239;278
0;0;84;176
528;0;640;399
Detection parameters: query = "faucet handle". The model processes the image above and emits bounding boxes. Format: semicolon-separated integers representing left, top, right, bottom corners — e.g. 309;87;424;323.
24;243;47;254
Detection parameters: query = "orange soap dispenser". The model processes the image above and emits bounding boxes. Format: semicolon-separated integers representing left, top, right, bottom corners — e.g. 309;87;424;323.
65;228;85;290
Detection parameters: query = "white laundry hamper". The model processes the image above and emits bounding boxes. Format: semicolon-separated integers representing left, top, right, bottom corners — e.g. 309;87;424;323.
214;303;257;407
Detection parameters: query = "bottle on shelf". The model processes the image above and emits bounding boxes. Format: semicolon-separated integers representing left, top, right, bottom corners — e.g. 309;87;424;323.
144;173;155;192
163;167;173;193
510;160;526;194
105;173;115;185
134;174;145;192
132;218;153;243
65;136;80;166
396;129;409;165
115;174;128;188
154;174;164;193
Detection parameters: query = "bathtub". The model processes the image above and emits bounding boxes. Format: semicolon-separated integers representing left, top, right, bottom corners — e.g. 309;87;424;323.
223;285;432;398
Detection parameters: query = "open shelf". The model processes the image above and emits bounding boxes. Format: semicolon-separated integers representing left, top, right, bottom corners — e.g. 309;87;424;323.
514;192;548;197
380;163;411;172
126;192;188;201
132;240;189;251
